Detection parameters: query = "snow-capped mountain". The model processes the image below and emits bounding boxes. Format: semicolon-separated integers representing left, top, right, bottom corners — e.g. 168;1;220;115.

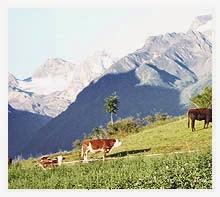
189;14;213;41
20;58;76;95
103;14;212;104
9;14;212;118
8;51;117;117
21;14;212;157
9;73;19;88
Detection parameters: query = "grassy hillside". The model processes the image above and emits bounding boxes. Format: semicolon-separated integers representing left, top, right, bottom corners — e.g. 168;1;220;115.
8;117;212;189
112;117;211;156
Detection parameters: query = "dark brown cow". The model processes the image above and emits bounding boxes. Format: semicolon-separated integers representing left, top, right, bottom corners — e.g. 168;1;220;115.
81;139;122;163
8;157;12;167
188;108;212;131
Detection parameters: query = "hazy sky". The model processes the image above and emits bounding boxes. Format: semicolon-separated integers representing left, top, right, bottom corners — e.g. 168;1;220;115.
9;7;212;79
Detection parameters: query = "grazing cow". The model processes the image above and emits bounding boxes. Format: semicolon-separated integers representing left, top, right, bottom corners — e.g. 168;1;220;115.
8;157;12;167
38;155;64;169
81;139;122;163
188;108;212;131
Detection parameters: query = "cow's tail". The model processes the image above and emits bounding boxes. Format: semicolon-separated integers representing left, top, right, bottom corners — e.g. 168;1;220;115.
188;115;190;128
81;144;84;159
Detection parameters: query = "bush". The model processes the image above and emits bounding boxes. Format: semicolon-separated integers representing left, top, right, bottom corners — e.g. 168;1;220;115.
90;127;108;139
155;112;168;121
145;112;169;124
107;117;144;135
145;115;156;124
72;139;82;150
190;86;212;108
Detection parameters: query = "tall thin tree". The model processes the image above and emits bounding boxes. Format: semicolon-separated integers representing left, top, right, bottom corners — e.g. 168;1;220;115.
104;92;120;125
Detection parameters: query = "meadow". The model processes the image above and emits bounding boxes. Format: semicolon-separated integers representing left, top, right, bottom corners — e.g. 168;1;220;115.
8;117;212;189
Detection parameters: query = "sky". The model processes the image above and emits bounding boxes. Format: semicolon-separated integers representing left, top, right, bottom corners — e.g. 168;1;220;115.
8;7;213;79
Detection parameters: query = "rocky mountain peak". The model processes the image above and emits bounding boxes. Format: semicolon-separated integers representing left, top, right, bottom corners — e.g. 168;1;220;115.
189;14;212;41
82;50;116;72
32;58;75;79
8;73;18;88
190;15;212;30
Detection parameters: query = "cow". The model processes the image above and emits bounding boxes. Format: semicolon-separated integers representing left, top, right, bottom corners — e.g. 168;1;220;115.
8;157;12;167
38;155;65;169
81;139;122;163
188;108;212;131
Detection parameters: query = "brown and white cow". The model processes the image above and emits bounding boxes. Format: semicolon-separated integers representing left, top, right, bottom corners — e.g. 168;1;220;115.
81;139;122;163
38;155;64;169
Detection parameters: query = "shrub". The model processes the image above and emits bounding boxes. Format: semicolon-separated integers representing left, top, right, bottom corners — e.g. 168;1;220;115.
155;112;168;121
145;115;156;124
145;112;169;125
190;86;212;108
107;117;144;135
90;127;108;139
72;139;82;150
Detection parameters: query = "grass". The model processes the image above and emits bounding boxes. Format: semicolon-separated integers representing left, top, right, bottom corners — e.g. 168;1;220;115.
8;152;212;189
8;117;212;189
113;117;211;156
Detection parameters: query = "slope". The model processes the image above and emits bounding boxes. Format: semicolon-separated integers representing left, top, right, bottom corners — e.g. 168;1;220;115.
52;117;212;162
8;117;212;189
8;105;51;158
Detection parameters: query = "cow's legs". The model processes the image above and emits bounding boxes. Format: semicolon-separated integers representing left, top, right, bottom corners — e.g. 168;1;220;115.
188;116;190;128
192;119;195;131
83;150;89;163
206;121;210;129
103;151;106;161
204;120;207;129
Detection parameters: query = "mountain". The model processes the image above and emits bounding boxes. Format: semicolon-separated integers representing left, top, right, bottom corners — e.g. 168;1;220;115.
22;15;212;157
8;51;116;117
189;15;212;41
8;73;19;88
8;105;51;158
20;58;76;95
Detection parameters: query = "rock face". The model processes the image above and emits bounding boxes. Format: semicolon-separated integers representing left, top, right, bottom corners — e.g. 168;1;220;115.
20;15;212;157
8;51;116;117
189;15;213;41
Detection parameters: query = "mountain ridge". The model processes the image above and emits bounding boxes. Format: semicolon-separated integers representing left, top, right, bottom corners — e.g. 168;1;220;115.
8;51;117;117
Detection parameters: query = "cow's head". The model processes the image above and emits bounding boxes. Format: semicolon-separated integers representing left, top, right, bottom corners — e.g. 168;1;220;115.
114;139;122;148
57;155;65;166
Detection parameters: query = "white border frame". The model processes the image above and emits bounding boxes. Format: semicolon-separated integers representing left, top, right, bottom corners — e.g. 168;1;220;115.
1;0;220;196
